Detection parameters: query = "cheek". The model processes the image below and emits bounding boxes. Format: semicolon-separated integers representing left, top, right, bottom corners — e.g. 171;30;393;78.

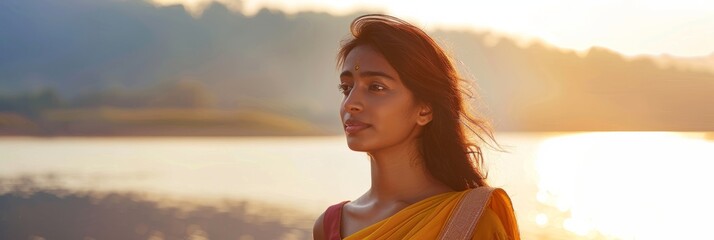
372;96;418;131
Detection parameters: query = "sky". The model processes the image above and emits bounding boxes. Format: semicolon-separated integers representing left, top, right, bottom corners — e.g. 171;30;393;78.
150;0;714;58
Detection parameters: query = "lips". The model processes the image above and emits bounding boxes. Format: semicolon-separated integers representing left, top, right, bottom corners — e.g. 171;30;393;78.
344;119;372;135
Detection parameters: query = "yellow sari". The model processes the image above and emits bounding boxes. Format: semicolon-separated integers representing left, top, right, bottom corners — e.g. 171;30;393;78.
343;188;519;239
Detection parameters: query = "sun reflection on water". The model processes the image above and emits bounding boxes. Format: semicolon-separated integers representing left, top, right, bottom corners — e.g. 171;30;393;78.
534;132;714;239
2;133;712;239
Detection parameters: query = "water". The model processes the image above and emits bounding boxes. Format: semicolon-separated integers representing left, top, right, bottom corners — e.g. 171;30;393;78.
1;132;713;239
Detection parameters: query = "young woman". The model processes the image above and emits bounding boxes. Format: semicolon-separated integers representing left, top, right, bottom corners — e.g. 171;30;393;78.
313;14;520;240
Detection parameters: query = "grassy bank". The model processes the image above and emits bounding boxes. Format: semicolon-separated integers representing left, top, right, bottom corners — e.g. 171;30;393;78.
0;108;333;136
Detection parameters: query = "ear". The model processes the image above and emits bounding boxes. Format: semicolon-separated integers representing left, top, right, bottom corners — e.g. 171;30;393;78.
416;104;433;126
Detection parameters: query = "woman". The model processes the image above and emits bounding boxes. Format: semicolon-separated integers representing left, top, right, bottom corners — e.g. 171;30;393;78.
313;14;520;240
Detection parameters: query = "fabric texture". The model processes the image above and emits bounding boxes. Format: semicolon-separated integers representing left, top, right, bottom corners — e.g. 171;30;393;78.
439;187;499;239
321;187;519;240
323;200;349;240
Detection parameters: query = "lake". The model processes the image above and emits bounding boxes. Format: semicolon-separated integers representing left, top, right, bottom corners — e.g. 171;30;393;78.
1;132;713;239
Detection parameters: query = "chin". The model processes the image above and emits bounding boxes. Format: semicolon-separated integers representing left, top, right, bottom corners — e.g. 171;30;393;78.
345;138;373;152
346;142;369;152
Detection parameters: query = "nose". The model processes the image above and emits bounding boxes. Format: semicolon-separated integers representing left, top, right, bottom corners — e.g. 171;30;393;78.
342;88;363;113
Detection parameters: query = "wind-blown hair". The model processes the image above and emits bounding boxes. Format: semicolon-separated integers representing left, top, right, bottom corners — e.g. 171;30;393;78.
337;14;502;190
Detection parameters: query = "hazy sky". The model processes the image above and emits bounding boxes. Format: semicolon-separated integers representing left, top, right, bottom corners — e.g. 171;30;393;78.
152;0;714;58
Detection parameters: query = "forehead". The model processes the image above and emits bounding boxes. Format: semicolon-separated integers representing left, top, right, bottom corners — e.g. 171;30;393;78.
342;45;399;77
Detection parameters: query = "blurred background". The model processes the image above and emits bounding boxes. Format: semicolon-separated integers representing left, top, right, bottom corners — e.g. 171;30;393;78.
1;0;713;239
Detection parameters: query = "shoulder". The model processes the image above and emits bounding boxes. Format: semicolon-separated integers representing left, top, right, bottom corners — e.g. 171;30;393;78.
314;201;350;240
473;187;520;239
471;208;508;240
313;212;326;240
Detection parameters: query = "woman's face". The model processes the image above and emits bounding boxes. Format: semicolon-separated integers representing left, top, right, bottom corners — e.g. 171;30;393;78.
339;44;431;152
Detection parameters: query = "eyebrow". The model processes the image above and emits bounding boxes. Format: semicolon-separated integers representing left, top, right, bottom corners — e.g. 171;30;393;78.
340;70;396;81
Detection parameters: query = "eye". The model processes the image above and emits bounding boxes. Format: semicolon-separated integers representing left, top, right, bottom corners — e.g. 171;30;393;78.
369;84;386;92
338;83;352;95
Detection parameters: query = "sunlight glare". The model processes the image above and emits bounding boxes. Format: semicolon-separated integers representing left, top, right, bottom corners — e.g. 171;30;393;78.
535;132;714;239
535;213;549;227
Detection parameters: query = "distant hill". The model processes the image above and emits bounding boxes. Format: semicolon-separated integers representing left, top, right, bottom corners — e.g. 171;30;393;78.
1;0;713;133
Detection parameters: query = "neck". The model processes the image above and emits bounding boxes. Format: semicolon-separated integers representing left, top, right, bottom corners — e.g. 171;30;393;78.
366;138;451;204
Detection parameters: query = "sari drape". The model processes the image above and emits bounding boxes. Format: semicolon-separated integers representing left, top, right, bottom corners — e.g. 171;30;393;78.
326;188;519;239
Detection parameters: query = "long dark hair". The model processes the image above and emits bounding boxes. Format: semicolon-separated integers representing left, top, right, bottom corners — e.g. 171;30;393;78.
337;14;502;191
